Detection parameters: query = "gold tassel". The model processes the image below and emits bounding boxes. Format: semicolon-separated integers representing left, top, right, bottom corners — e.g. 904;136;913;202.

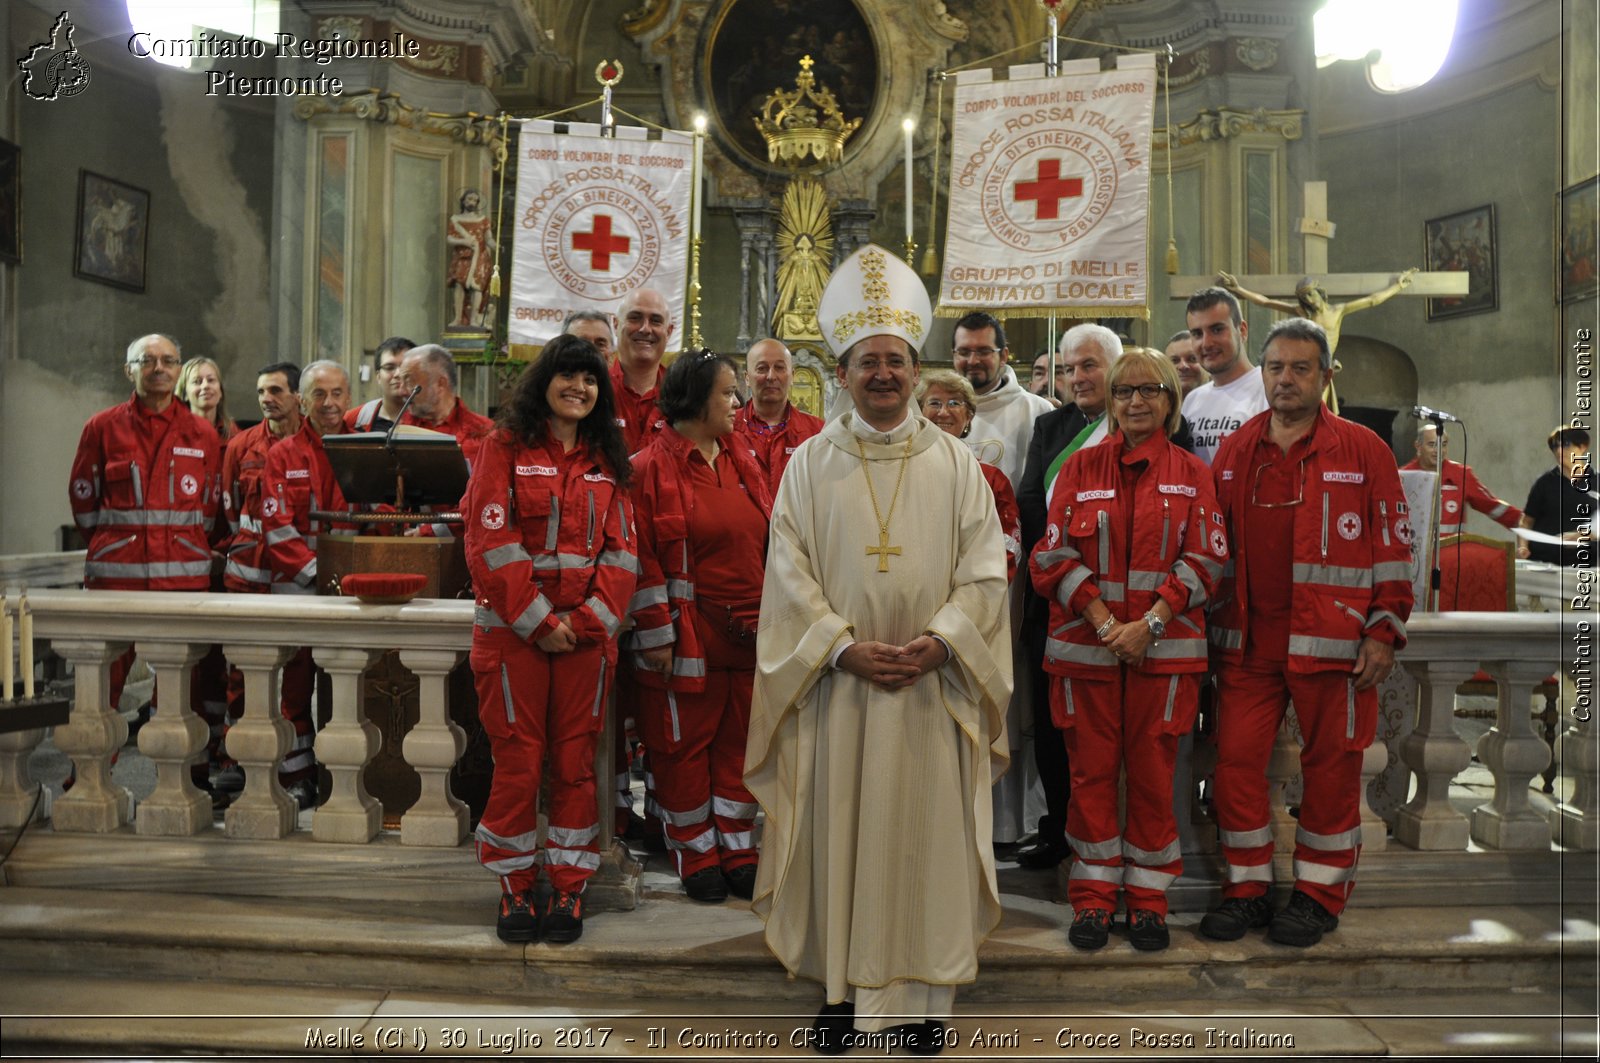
489;265;501;299
921;245;938;276
1165;238;1179;275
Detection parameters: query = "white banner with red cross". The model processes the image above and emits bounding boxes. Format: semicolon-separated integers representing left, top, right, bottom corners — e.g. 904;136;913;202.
508;120;692;350
936;55;1157;320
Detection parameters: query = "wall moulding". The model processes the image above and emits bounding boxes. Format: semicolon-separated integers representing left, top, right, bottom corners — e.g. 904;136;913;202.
293;91;506;150
1167;106;1304;147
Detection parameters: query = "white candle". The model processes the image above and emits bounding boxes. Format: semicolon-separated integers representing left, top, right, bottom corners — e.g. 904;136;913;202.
692;114;707;241
902;117;916;244
18;592;32;699
1;593;12;702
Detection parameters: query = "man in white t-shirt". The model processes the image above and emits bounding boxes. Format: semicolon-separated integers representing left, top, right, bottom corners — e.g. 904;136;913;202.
1180;287;1268;465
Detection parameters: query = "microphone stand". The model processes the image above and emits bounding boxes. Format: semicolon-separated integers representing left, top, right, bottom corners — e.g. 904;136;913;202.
386;385;422;507
1421;413;1449;612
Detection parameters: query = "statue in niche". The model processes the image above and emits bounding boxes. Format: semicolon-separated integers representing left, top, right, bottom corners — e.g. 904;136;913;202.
447;189;496;329
1217;268;1418;355
772;180;831;340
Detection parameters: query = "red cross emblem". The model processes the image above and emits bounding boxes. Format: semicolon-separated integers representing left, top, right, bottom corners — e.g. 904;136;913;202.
571;214;631;271
1013;159;1084;221
1337;512;1362;540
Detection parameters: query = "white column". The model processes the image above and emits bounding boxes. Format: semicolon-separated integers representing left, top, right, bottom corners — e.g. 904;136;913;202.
1392;659;1476;850
222;643;297;839
397;648;467;847
1358;737;1389;853
48;639;134;832
311;646;383;843
134;640;211;836
1470;659;1557;850
1551;709;1599;851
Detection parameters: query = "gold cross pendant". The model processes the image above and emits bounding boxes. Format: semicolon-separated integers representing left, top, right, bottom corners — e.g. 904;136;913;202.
865;528;902;572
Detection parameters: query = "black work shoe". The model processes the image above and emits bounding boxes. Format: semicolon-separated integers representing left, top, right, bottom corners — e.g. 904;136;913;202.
684;867;729;903
1067;907;1113;950
724;863;758;900
1126;908;1170;951
891;1020;947;1056
812;1001;855;1056
1199;895;1274;941
543;889;584;944
495;890;538;943
212;764;245;794
284;778;319;811
1269;890;1339;947
1015;837;1070;870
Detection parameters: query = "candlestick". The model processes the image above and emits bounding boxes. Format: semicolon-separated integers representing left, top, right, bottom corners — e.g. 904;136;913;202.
902;117;915;244
692;113;707;241
1;592;12;701
18;591;32;699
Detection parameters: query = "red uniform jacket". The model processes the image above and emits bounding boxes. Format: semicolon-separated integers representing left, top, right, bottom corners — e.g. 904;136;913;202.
463;428;639;658
980;461;1022;581
1030;431;1224;677
1211;408;1414;672
260;420;354;593
69;396;222;591
732;402;825;498
628;428;773;692
221;420;295;591
1400;457;1521;537
610;362;666;456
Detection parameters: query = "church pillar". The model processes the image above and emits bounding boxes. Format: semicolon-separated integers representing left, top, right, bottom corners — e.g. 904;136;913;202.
1392;659;1476;850
396;648;468;848
731;201;778;350
312;646;384;844
133;640;211;837
47;638;133;833
831;200;875;266
222;643;297;840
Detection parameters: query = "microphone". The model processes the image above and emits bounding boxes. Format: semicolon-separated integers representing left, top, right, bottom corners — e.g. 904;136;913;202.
385;385;422;448
1411;404;1462;424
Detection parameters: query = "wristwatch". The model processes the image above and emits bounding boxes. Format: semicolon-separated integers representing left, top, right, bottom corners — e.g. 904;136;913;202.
1143;611;1165;640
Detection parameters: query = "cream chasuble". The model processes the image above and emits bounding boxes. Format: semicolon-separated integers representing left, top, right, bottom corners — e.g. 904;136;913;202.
746;410;1013;1024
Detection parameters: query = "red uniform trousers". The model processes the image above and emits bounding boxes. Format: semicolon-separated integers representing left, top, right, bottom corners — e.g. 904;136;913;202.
1214;664;1371;916
1056;670;1198;917
471;628;610;895
639;614;758;880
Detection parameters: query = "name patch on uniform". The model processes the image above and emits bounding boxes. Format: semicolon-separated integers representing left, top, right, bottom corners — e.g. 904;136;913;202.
285;469;310;479
1158;483;1197;497
1221;470;1236;481
173;447;206;459
1076;489;1115;502
517;464;558;477
1323;471;1364;484
583;472;615;484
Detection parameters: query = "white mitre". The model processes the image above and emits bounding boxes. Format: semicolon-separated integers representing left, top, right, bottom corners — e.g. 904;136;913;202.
817;243;933;358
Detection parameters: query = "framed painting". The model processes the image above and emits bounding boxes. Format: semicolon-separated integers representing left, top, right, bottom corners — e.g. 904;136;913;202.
1558;175;1598;304
74;170;148;293
0;137;19;266
1423;204;1496;321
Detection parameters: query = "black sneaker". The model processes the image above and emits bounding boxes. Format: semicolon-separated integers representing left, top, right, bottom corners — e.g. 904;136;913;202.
1126;908;1170;951
1269;890;1339;947
1067;907;1113;950
724;863;758;900
543;889;584;944
812;1001;855;1056
1199;895;1274;941
495;890;538;943
1015;837;1069;870
684;867;729;903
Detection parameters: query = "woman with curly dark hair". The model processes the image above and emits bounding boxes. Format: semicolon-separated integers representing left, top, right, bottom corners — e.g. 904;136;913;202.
630;350;773;903
462;334;638;945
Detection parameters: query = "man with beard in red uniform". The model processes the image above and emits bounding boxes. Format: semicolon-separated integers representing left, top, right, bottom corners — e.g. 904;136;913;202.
1202;318;1413;948
69;334;222;753
610;288;676;455
733;338;823;497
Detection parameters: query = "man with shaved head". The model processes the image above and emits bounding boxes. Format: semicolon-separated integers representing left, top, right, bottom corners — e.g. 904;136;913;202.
733;338;823;496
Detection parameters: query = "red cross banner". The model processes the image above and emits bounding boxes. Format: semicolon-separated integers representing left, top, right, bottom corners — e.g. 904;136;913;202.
508;120;693;350
937;55;1157;320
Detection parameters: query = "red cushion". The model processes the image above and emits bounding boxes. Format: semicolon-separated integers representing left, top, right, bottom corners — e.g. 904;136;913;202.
339;572;426;603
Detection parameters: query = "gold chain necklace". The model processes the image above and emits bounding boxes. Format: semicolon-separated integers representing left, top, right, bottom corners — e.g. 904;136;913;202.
856;434;914;572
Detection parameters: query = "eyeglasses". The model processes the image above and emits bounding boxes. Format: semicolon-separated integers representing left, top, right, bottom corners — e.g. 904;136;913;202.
1251;458;1306;509
136;356;182;370
922;398;968;412
852;356;912;373
377;363;401;376
952;346;999;358
1110;383;1170;401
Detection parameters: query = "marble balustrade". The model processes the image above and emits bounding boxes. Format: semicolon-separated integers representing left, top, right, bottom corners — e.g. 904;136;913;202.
0;591;1593;855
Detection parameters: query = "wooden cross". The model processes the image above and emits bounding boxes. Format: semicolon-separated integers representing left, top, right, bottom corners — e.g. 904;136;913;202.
1169;181;1469;301
865;528;902;572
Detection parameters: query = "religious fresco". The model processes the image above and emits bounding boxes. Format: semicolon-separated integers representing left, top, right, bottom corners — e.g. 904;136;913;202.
703;0;878;172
